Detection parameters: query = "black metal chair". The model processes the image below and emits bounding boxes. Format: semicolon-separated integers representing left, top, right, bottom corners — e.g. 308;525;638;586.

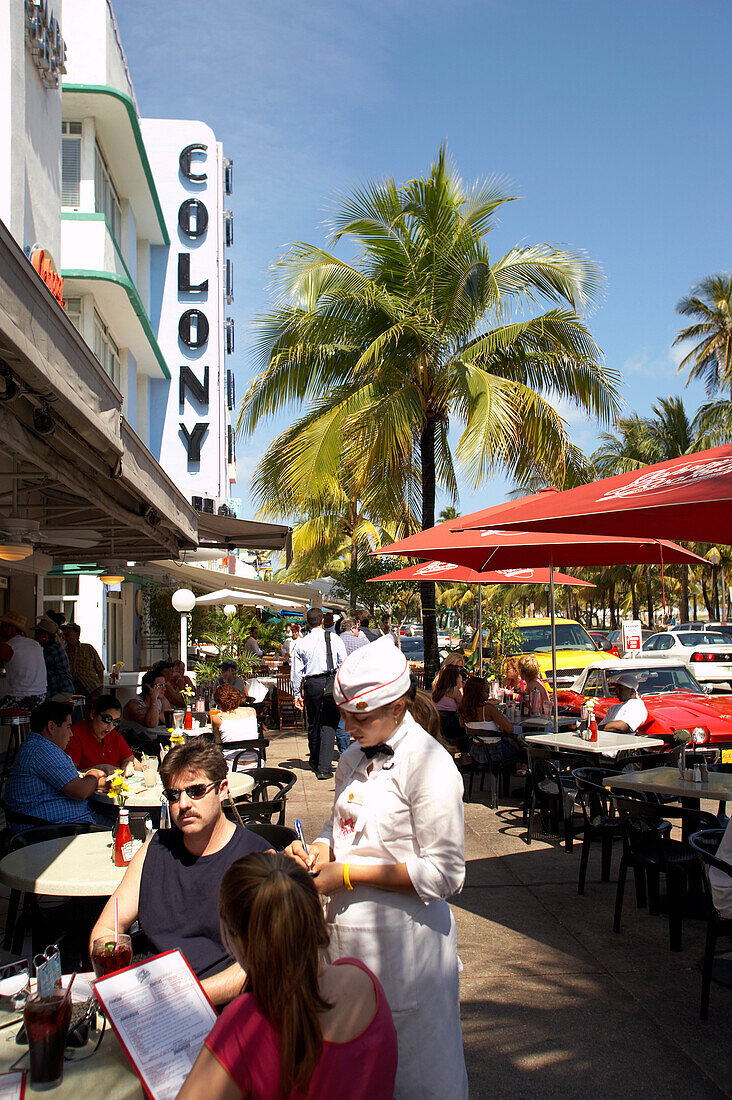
525;747;578;851
244;821;297;851
688;828;732;1019
464;732;518;809
572;767;624;894
226;737;270;770
611;795;720;952
245;767;297;826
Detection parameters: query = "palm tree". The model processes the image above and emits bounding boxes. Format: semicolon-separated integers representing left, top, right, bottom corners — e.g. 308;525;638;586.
438;505;459;524
238;147;621;680
674;274;732;395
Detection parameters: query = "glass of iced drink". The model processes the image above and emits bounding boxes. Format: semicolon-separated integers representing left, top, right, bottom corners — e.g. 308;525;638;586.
24;990;72;1090
91;935;133;979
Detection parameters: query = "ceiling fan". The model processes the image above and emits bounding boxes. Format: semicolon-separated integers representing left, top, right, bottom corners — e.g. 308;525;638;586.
0;517;102;561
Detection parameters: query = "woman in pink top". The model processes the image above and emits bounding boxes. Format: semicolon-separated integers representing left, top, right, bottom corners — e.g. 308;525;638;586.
177;852;397;1100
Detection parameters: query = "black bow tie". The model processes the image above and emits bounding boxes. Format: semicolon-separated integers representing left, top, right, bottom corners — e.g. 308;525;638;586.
361;743;395;760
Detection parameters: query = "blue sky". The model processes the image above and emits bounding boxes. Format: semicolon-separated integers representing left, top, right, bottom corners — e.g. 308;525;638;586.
115;0;731;519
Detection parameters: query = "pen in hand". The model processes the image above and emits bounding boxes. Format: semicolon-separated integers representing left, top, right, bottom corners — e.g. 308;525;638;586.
295;819;314;870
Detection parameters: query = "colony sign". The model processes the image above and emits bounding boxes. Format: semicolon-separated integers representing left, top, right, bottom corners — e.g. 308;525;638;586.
178;142;210;462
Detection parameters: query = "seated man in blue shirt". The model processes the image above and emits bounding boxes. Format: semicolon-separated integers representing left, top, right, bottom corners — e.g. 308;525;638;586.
4;701;108;830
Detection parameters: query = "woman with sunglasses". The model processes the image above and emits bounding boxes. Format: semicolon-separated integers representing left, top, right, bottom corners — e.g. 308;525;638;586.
67;694;139;776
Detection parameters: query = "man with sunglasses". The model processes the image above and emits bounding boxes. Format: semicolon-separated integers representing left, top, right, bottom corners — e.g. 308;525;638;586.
67;695;138;776
89;741;269;1006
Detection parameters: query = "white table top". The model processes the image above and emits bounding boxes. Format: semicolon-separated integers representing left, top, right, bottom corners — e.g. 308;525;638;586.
91;768;254;811
524;731;666;754
0;832;125;896
102;672;143;689
0;1009;142;1098
604;766;732;800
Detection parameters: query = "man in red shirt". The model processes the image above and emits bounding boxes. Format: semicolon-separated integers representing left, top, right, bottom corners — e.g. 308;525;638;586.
67;695;138;775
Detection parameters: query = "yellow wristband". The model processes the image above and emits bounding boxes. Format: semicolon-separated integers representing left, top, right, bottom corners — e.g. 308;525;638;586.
342;863;354;891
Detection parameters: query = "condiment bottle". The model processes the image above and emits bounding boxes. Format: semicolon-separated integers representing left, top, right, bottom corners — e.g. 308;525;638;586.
184;708;193;731
589;713;598;742
530;686;541;715
114;807;133;867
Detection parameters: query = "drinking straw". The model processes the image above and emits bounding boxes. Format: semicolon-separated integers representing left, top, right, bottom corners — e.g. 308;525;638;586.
62;973;76;1004
114;897;119;944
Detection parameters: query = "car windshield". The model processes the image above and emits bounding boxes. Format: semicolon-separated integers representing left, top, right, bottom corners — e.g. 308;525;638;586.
400;639;424;658
601;665;703;695
516;623;594;653
677;632;727;647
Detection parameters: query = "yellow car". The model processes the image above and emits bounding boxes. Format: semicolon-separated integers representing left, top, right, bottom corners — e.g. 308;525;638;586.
467;617;615;688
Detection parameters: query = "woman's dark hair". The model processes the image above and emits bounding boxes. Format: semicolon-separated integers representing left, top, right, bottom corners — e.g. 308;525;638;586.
218;853;331;1098
213;683;247;712
457;675;489;723
431;663;463;703
90;694;122;718
140;670;159;700
406;689;445;744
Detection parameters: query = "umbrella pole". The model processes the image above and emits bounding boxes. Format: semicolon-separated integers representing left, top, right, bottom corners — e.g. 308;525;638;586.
478;584;483;676
550;565;558;734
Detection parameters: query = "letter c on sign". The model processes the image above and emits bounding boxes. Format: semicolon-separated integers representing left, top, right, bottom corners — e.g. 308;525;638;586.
179;143;208;182
179;309;209;349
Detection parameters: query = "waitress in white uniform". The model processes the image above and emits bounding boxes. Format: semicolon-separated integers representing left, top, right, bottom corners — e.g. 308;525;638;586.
289;638;468;1099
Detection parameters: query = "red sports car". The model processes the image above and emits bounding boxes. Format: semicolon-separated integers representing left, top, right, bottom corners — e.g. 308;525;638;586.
558;661;732;753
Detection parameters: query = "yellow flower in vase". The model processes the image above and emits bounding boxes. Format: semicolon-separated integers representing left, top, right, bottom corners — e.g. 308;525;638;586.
109;769;131;807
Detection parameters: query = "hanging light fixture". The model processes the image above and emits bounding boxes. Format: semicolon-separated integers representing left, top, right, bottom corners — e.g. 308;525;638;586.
0;542;33;562
99;559;126;585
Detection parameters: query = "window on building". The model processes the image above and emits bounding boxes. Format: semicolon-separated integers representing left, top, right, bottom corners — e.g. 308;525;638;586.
94;309;121;387
43;575;79;624
65;297;82;334
61;121;82;207
95;142;121;243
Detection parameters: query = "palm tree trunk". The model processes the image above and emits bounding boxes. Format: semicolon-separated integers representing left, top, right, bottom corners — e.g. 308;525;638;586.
349;540;358;614
419;418;439;685
680;565;689;623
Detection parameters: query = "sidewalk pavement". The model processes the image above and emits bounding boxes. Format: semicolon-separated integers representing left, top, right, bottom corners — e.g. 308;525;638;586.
267;724;732;1100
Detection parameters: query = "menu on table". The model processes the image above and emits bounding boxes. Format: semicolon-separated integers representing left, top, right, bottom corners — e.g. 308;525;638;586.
0;1072;24;1099
93;950;217;1100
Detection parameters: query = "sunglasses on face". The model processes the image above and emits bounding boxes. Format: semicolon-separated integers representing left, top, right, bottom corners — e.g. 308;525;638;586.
162;781;220;804
98;714;120;728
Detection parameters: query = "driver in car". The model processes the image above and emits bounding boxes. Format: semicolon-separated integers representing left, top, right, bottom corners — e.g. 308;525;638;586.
600;671;648;733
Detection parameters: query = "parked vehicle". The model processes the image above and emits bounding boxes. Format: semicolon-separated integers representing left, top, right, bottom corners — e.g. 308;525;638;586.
669;621;732;641
606;628;657;647
559;660;732;751
626;631;732;690
588;630;619;656
466;618;614;687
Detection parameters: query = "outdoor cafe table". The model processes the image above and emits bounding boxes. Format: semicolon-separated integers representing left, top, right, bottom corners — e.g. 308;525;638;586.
524;730;667;755
90;768;255;814
603;766;732;804
0;1008;143;1099
0;832;125;900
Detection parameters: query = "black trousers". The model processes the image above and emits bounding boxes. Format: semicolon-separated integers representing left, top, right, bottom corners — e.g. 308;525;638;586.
303;675;338;773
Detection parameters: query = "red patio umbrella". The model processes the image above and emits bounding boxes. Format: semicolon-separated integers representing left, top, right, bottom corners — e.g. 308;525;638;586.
453;443;732;544
375;522;706;728
369;561;595;586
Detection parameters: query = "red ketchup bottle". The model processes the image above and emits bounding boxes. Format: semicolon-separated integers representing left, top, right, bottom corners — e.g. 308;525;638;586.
114;807;133;867
589;713;598;742
184;707;193;731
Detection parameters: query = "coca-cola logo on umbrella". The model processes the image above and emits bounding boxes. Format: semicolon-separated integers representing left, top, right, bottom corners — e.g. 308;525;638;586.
598;458;732;502
414;561;457;576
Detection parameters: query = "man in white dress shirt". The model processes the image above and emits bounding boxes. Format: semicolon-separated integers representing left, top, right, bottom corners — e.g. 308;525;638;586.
290;607;347;779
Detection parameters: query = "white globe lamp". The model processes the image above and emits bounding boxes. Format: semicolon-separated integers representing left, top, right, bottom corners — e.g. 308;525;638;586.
223;603;237;617
171;588;196;672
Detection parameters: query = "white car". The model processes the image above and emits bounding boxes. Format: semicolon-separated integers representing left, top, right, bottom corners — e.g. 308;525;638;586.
626;630;732;689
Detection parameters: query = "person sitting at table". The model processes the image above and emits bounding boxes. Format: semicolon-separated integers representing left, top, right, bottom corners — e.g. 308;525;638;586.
600;671;648;733
244;627;264;660
170;658;195;695
67;695;139;776
502;655;522;692
62;623;104;699
90;740;270;1006
216;659;249;695
458;675;517;765
4;701;108;830
430;651;465;690
211;684;259;765
432;663;468;753
34;616;74;699
154;659;187;711
123;669;170;730
178;852;398;1100
518;655;550;713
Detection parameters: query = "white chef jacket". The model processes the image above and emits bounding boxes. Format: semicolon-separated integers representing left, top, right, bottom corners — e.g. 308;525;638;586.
316;711;468;1100
601;696;648;731
0;635;47;698
316;709;465;901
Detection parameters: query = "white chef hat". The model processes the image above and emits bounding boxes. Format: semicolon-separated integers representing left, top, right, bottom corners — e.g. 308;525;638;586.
334;636;412;712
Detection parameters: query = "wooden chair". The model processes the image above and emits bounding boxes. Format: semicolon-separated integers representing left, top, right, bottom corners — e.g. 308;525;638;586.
276;675;303;729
